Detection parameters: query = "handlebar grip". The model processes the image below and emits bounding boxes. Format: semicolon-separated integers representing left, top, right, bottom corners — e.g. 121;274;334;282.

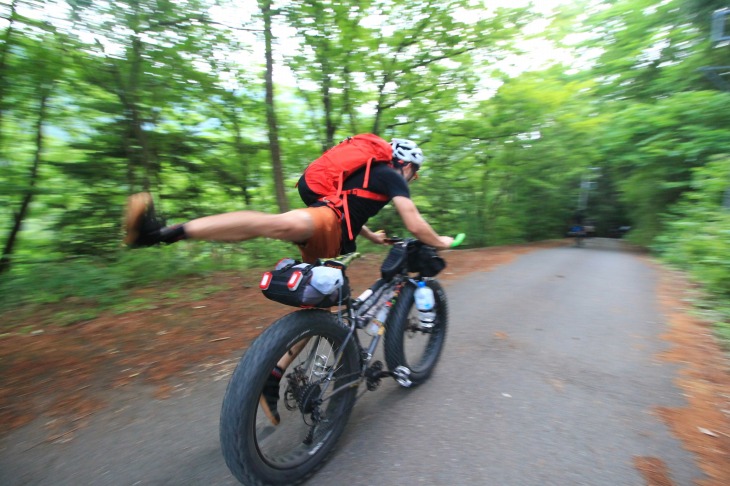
451;233;466;248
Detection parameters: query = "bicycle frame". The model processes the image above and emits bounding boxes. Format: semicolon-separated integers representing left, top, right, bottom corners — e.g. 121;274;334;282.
307;271;417;403
283;237;447;423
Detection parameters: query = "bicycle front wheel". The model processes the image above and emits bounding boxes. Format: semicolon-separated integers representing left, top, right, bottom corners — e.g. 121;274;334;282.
220;310;360;485
384;280;448;387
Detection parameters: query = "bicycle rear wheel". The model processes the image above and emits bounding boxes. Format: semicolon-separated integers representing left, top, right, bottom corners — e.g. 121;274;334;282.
384;280;448;387
220;310;360;485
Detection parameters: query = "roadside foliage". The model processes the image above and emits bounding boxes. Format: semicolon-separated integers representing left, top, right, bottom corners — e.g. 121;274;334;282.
0;0;728;339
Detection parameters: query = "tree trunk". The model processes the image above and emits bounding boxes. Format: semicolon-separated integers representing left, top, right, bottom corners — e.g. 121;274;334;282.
371;67;395;136
342;64;359;135
127;31;152;192
260;0;289;213
0;86;50;274
371;104;383;137
323;79;335;148
0;0;19;149
320;54;336;148
230;108;252;206
112;3;152;193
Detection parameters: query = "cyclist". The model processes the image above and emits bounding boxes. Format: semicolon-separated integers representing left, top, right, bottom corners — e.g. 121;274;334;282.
124;136;454;425
124;137;454;261
569;210;586;246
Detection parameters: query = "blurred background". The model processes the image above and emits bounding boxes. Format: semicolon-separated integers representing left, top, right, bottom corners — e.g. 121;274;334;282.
0;0;728;338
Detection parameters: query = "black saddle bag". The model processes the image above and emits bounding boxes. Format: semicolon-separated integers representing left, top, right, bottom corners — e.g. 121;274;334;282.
259;259;349;308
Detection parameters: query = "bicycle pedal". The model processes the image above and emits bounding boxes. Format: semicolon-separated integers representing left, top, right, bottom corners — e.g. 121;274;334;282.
392;366;412;388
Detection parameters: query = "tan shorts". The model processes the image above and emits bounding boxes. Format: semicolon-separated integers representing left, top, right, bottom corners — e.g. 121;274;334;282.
298;206;342;263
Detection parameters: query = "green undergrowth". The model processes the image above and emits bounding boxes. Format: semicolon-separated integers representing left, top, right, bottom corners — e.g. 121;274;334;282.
0;238;391;334
652;157;730;351
0;239;299;332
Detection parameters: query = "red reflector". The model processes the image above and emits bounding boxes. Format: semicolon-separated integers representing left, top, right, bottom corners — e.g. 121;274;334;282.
287;270;303;291
259;272;273;290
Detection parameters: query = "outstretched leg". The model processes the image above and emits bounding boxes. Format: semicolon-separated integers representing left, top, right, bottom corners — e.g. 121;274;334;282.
124;192;314;247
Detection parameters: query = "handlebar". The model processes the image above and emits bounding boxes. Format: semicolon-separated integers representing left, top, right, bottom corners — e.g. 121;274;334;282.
451;233;465;248
383;233;466;249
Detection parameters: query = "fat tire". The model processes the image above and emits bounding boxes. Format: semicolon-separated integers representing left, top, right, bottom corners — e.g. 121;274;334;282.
220;310;359;485
383;280;448;386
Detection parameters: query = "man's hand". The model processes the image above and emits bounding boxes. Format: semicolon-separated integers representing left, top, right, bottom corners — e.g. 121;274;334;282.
370;229;388;245
436;236;454;250
361;225;388;245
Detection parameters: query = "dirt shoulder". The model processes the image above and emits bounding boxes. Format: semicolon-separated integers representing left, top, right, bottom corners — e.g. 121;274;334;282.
651;264;730;486
0;240;728;485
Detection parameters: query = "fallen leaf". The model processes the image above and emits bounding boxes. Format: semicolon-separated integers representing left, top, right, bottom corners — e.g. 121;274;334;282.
698;427;718;437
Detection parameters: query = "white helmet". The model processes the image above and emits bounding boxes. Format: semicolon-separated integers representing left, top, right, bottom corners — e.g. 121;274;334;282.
391;138;425;167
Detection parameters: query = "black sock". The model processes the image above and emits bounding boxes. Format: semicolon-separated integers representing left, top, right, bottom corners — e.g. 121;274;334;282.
158;224;187;244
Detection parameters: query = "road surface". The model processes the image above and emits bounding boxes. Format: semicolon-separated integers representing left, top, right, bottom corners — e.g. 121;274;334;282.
0;239;703;485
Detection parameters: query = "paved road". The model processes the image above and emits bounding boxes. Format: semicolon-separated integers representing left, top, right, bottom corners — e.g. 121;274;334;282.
0;239;703;485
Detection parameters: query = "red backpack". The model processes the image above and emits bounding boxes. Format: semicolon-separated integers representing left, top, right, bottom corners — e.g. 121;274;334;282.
300;134;393;240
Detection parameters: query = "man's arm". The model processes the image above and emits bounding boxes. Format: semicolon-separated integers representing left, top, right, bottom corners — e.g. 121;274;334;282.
391;196;454;249
360;225;387;245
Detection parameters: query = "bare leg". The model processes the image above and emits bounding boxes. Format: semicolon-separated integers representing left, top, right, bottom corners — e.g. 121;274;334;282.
184;209;314;243
276;338;310;370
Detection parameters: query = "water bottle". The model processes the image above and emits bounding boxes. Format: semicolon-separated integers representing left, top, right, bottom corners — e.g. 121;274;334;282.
365;295;392;336
414;281;435;327
365;301;390;336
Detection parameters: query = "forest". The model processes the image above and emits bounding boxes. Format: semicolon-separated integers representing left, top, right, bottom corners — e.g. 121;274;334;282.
0;0;729;341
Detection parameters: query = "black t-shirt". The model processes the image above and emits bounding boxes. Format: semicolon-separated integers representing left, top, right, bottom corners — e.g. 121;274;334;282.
298;163;410;253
